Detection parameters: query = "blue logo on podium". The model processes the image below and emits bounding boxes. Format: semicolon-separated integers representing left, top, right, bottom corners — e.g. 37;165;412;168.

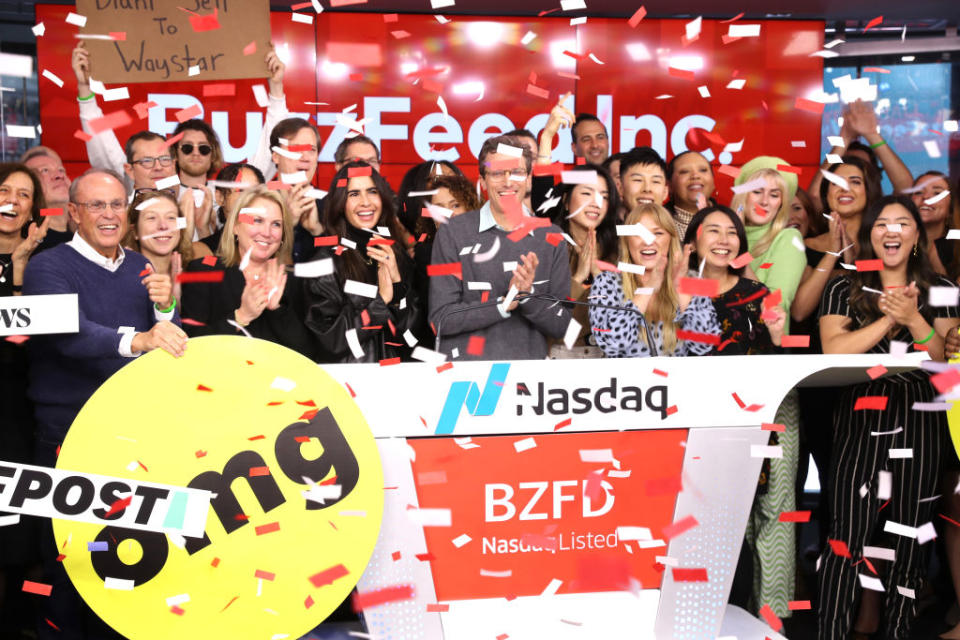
435;363;511;435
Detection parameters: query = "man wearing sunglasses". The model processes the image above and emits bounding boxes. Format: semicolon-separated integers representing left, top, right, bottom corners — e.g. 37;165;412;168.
170;119;224;188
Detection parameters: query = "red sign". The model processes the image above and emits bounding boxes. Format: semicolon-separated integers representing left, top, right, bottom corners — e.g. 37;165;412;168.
36;8;823;193
408;429;688;601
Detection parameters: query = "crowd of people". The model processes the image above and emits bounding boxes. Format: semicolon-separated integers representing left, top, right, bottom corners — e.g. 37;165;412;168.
0;42;958;640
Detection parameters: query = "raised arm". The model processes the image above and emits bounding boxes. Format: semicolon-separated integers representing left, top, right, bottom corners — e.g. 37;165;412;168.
73;41;127;177
249;46;290;182
846;99;913;194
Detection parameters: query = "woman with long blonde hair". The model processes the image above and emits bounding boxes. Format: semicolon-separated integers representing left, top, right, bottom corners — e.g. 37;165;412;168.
588;202;719;357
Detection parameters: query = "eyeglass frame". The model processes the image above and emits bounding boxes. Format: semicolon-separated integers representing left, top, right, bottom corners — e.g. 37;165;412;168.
131;155;174;169
72;199;128;213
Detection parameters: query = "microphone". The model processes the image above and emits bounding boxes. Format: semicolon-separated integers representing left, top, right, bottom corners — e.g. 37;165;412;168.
434;290;659;358
517;291;659;358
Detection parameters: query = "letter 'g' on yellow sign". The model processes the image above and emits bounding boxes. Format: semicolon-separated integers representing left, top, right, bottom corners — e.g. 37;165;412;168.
53;336;383;639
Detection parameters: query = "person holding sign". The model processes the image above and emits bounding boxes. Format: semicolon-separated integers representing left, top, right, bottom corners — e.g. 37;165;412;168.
588;202;719;358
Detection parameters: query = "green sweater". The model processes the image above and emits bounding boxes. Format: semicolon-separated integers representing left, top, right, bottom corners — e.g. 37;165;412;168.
746;222;806;334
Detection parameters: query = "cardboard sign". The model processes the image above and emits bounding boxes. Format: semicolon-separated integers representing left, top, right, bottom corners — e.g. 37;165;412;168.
74;0;271;83
53;336;384;638
0;294;78;336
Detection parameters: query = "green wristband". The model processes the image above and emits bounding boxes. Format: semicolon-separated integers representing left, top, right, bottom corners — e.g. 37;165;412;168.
155;299;176;314
78;92;95;101
915;327;936;345
869;139;887;149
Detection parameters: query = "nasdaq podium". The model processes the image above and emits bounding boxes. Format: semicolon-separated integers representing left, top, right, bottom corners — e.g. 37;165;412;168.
323;353;928;640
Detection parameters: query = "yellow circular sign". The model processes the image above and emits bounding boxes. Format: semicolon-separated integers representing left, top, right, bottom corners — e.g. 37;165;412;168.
53;336;383;639
950;354;960;462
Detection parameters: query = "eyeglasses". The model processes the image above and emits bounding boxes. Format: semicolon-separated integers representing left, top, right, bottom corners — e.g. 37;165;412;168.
485;168;528;181
132;155;174;169
75;200;127;213
180;143;212;156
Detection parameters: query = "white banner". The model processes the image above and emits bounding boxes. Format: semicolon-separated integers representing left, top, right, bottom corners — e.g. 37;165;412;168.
0;293;79;336
0;460;210;538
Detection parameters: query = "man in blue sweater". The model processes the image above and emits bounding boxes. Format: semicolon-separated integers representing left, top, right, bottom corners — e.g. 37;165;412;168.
23;168;187;639
25;168;186;464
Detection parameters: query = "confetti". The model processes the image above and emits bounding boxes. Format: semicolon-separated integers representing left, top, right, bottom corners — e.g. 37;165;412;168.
854;396;888;411
309;564;350;587
662;515;698;540
22;581;53;596
352;585;415;611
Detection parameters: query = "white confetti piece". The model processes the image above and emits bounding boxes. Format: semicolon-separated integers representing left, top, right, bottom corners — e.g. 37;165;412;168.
411;346;446;364
877;470;891;500
561;170;599;184
570;17;586;25
499;285;519;316
541;578;563;596
826;153;844;164
728;23;761;37
916;522;937;544
6;125;36;139
454;437;479;450
345;329;364;359
863;546;895;561
859;574;885;592
945;120;958;133
338;510;366;517
0;514;21;527
912;401;951;411
616;526;652;541
467;281;491;290
32;22;45;36
294;258;334;278
617;223;655;244
731;176;766;194
403;329;418;347
897;585;916;599
154;175;180;191
563;318;581;349
496;143;523;157
291;12;313;24
514;437;536;452
697;85;710;98
65;12;87;26
41;69;64;87
883;520;917;538
751;445;783;458
923;140;941;158
272;146;302;160
188;65;200;77
103;87;129;102
409;508;451;527
827;136;846;147
791;140;806;148
166;593;190;606
269;376;297;392
870;426;902;436
925;189;950;205
452;533;472;548
560;0;585;9
655;555;678;566
685;16;702;40
888;448;912;459
480;569;512;577
636;539;666;549
344;279;377;298
579;448;615;463
618;262;645;275
302;484;342;504
820;169;849;191
280;170;308;185
726;78;746;90
521;31;536;45
252;84;269;108
104;577;134;591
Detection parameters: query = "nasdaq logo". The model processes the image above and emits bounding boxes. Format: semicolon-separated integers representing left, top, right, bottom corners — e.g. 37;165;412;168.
435;363;510;435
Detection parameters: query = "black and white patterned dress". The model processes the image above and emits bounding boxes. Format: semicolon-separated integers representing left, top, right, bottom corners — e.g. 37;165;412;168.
588;269;720;357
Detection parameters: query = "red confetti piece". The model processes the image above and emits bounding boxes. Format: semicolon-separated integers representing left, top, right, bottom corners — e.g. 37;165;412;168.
383;13;398;21
299;408;319;420
177;271;225;283
391;30;411;39
353;584;415;611
729;252;753;269
186;9;220;31
554;417;572;431
545;232;564;246
759;603;783;631
652;368;668;377
379;357;401;367
55;554;66;562
666;405;678;416
368;238;395;247
762;422;785;431
347;165;372;178
436;362;453;373
170;605;185;615
855;259;883;272
628;5;647;27
175;104;202;123
794;97;825;114
74;129;93;142
426;603;450;612
526;84;550;100
249;466;270;477
663;515;699;540
678;277;719;298
427;262;463;279
775;164;803;175
828;539;851;558
89;110;132;134
940;513;960;528
103;496;132;518
466;335;485;356
22;581;52;596
210;557;220;567
162;132;185;150
930;368;960;393
138;268;151;277
863;15;883;32
196;384;213;392
778;510;811;522
305;595;315;609
854;396;888;411
131;100;157;120
313;235;339;247
788;600;812;610
219;595;238;611
109;31;126;40
5;335;29;345
255;522;280;536
254;570;275;581
195;450;207;458
290;0;312;7
45;619;60;631
668;67;695;80
40;207;64;216
242;41;256;55
780;335;810;348
672;567;708;582
718;164;741;178
866;364;888;380
676;329;721;345
415;552;436;561
345;382;356;397
202;83;235;97
391;551;402;561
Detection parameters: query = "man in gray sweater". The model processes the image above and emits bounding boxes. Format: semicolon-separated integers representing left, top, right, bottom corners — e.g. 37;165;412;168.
428;135;572;360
